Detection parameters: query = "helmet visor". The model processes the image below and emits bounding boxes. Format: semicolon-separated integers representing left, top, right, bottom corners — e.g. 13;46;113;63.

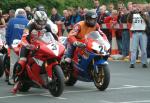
37;20;46;25
91;14;97;19
86;17;97;27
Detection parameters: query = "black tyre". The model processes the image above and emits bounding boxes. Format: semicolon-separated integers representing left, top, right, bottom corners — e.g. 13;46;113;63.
0;54;5;77
19;83;30;92
93;64;110;91
48;65;64;97
13;63;30;92
61;62;77;86
65;72;77;86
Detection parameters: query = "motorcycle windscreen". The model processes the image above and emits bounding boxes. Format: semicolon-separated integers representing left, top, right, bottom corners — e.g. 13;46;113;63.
85;31;110;51
38;32;56;44
38;32;62;57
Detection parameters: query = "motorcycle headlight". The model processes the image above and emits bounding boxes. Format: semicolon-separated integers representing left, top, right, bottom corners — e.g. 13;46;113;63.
91;42;108;55
91;42;101;51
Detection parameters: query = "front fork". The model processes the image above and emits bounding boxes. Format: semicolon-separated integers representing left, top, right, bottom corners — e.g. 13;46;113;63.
93;59;108;74
45;61;58;82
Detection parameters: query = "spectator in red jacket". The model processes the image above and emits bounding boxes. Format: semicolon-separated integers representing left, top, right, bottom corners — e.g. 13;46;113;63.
104;10;118;43
104;10;118;24
104;10;122;54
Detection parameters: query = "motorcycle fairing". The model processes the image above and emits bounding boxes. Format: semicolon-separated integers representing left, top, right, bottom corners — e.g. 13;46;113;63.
73;48;108;82
73;50;96;81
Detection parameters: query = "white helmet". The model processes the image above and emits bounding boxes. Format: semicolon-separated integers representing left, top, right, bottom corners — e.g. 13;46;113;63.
15;8;26;17
34;11;47;29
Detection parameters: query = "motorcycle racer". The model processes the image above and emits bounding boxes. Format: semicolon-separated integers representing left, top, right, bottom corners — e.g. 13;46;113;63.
11;10;58;94
64;10;108;63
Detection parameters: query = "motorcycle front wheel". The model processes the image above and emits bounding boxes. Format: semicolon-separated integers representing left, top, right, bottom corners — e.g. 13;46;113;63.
93;64;110;91
13;63;31;92
48;65;64;97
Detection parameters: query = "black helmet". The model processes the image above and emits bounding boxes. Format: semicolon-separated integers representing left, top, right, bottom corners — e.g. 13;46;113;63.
85;10;97;27
36;5;45;11
34;11;47;30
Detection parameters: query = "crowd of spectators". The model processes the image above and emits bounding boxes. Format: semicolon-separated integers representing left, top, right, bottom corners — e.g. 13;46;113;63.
0;0;150;66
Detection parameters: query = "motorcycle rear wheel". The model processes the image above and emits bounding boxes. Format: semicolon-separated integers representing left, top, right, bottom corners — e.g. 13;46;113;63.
93;64;110;91
19;83;31;92
48;65;64;97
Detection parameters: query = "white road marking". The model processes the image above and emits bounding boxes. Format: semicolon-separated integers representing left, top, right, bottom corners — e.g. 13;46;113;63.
99;100;114;103
40;94;67;100
0;85;150;99
0;95;19;99
99;100;150;103
56;97;67;100
124;85;150;88
108;85;150;90
123;85;138;88
0;93;39;99
64;89;95;93
0;93;67;100
118;100;150;103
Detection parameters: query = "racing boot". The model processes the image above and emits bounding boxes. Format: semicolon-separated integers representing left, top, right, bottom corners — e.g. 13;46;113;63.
11;81;20;94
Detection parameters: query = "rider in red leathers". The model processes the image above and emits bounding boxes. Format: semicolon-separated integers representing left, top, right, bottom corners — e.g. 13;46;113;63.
11;10;58;94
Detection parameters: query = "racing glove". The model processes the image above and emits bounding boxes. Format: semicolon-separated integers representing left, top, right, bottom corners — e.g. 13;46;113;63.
73;41;86;48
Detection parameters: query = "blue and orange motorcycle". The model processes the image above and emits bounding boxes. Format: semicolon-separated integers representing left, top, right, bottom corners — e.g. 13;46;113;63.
61;31;110;91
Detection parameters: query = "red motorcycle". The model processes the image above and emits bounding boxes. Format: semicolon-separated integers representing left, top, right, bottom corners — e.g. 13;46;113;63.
13;32;65;97
0;40;9;80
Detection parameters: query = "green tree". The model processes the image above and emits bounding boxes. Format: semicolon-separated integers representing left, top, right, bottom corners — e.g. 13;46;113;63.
1;0;149;14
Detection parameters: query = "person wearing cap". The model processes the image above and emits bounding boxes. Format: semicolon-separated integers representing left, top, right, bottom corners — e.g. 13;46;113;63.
5;8;29;85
